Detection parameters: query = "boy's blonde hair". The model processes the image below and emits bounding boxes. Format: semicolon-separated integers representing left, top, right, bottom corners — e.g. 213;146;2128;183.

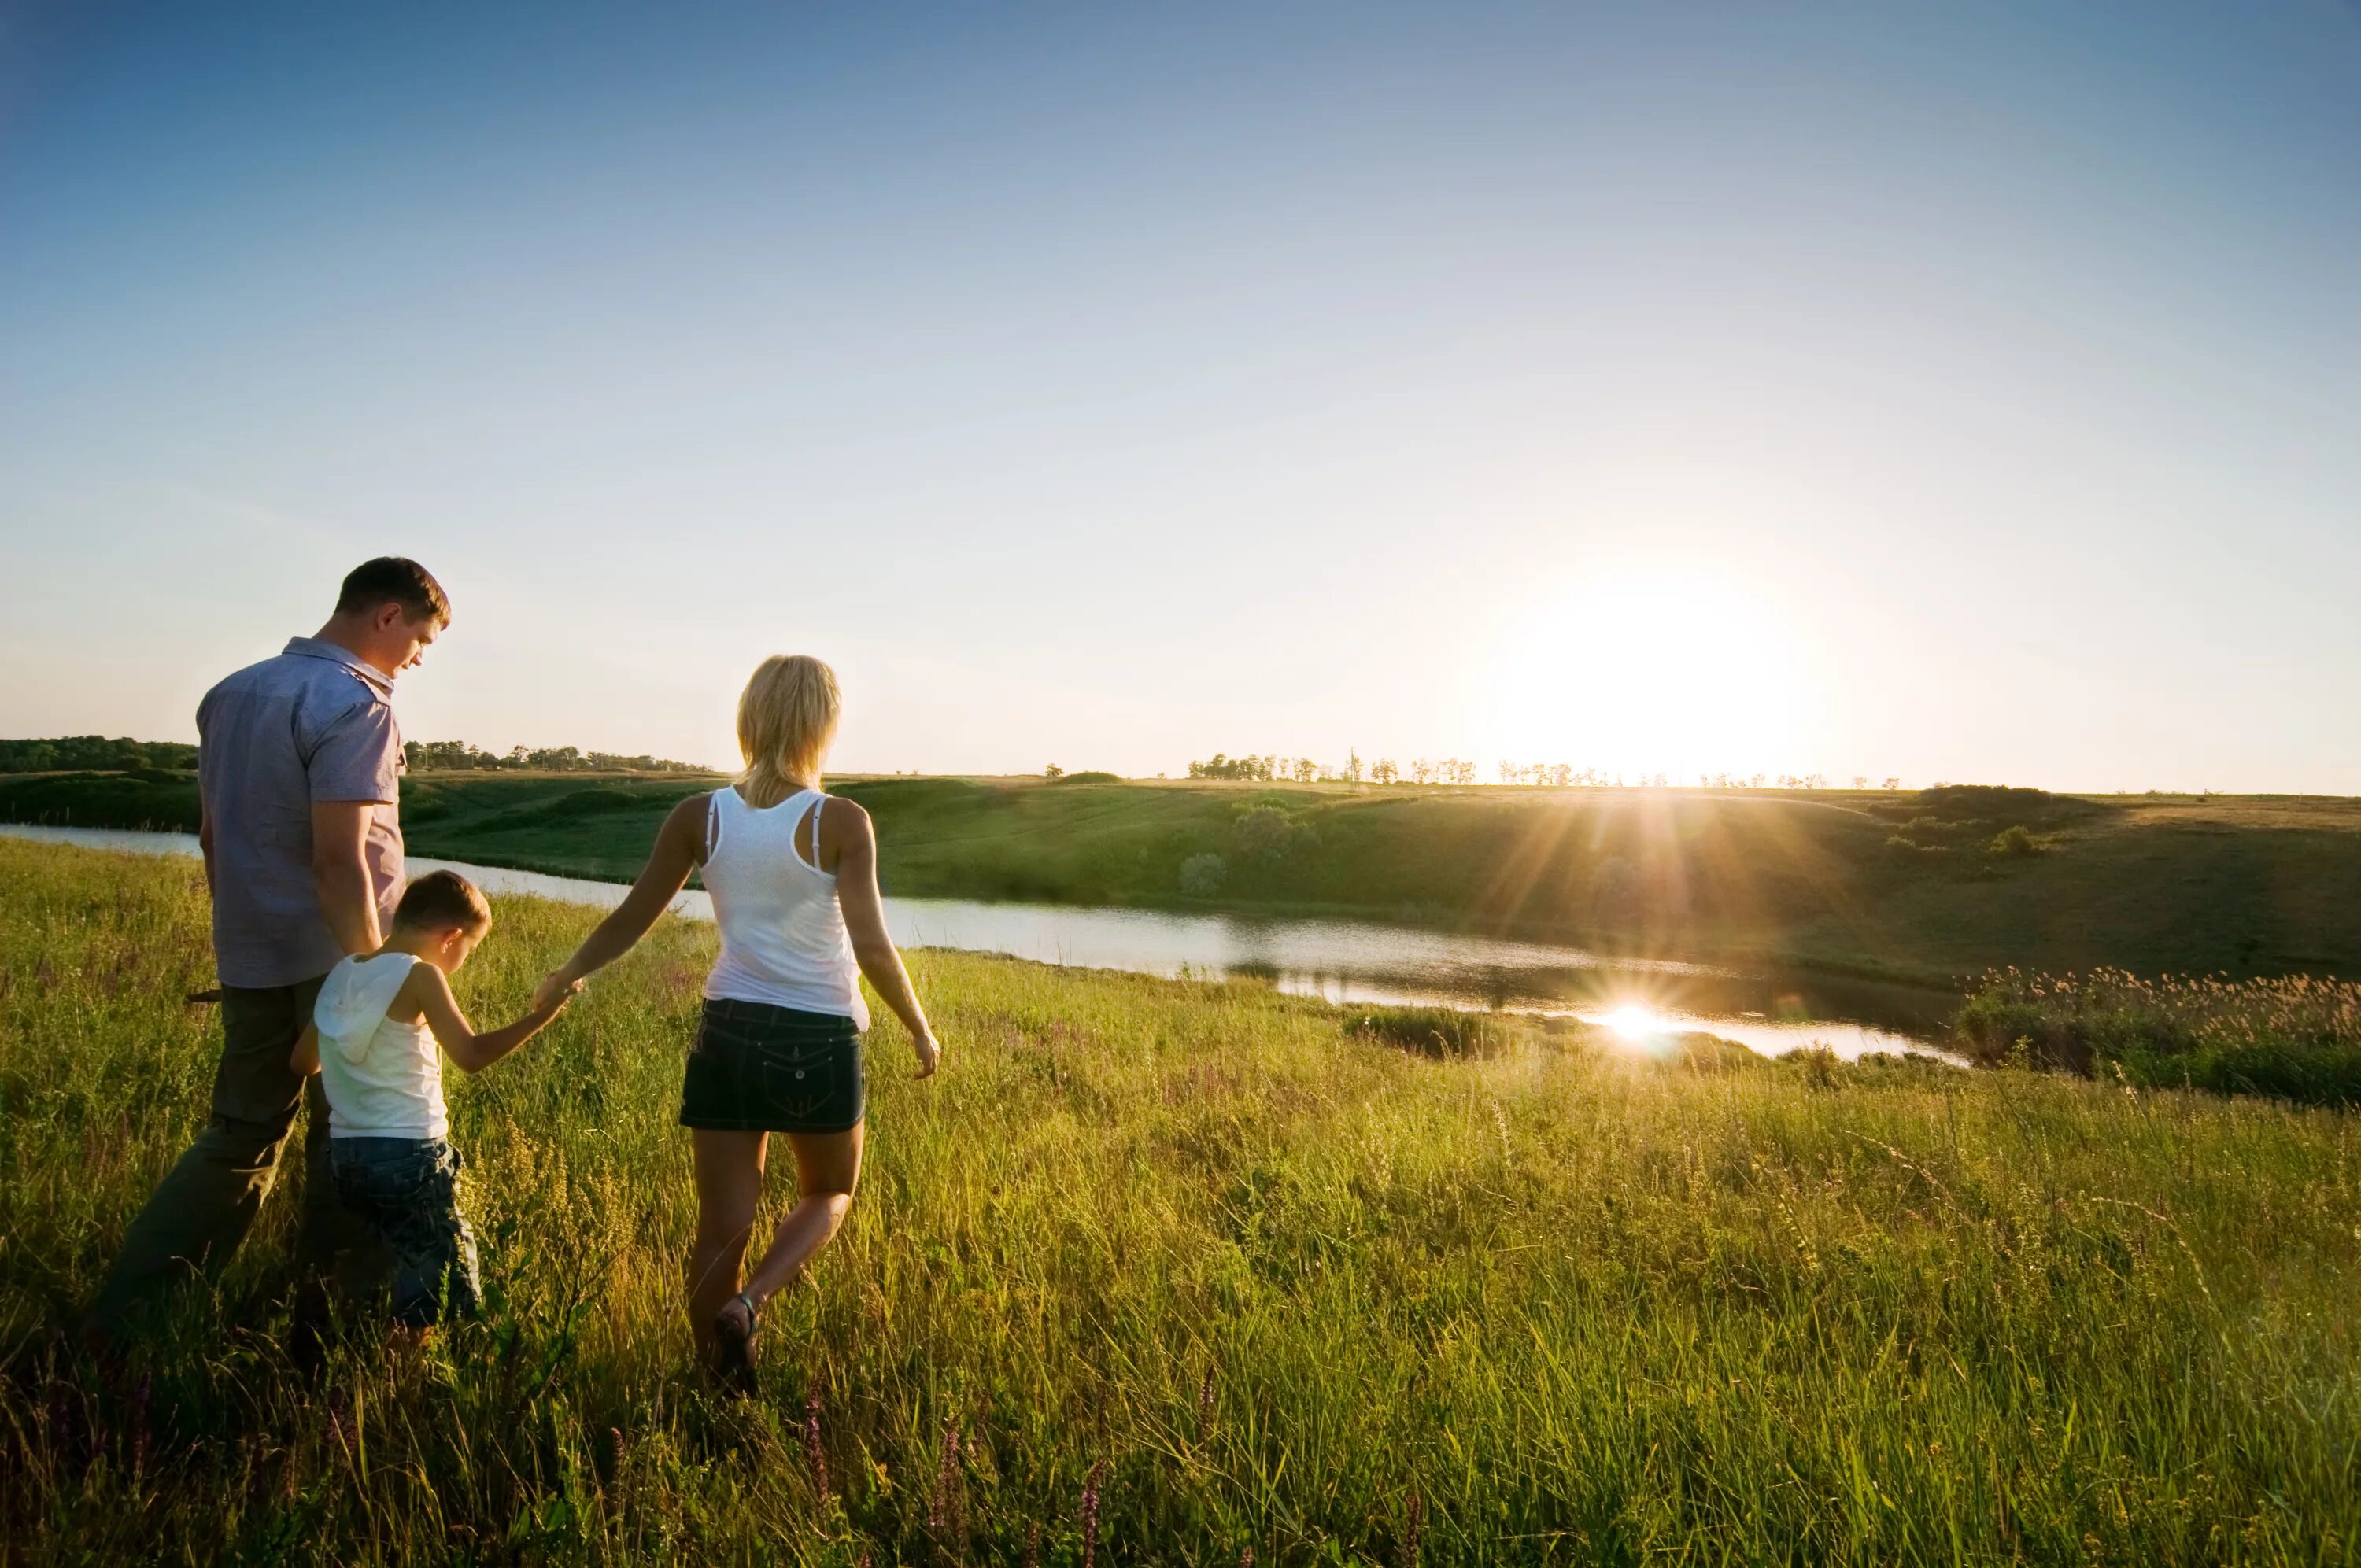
736;654;842;806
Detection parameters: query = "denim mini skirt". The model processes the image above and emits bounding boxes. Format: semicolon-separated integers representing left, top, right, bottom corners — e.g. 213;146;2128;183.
681;997;865;1133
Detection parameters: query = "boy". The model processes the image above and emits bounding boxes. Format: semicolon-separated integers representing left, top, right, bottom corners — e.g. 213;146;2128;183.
292;870;576;1325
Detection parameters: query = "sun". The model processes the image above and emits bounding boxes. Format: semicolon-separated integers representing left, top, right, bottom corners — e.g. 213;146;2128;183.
1483;564;1805;778
1605;1004;1658;1040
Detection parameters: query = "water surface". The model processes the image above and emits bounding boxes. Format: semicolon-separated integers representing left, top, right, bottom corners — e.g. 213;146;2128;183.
2;823;1960;1061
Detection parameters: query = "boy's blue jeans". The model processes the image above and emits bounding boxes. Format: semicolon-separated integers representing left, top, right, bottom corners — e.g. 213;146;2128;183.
328;1138;482;1326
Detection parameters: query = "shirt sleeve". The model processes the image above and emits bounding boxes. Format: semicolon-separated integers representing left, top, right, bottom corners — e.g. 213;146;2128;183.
309;699;402;804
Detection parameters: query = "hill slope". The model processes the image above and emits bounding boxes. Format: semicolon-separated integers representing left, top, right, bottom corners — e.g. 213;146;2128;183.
9;769;2361;982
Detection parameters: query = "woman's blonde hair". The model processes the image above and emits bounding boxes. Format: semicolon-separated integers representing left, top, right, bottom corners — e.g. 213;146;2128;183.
735;655;841;806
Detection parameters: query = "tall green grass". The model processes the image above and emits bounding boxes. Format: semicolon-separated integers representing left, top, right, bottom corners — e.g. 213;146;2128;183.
2;839;2355;1563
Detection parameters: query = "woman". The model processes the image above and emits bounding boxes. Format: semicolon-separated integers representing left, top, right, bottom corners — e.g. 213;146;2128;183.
546;654;940;1390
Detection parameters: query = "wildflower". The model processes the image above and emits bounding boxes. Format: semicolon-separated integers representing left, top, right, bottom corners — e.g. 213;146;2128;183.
1081;1459;1107;1568
803;1394;829;1501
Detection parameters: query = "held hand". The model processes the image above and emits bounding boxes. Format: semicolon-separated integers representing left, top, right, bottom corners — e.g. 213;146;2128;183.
911;1030;941;1079
533;972;583;1014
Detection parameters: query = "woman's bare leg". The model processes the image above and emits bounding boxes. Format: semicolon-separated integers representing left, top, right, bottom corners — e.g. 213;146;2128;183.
736;1123;863;1314
688;1129;768;1362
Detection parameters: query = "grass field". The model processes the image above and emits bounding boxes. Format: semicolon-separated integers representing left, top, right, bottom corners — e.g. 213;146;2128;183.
10;768;2361;987
2;839;2356;1563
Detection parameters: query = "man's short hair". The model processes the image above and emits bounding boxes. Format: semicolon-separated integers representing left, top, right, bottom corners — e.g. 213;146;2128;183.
338;557;450;625
394;869;491;934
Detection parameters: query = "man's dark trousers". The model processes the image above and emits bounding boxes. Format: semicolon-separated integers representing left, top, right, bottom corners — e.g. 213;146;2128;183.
91;977;388;1324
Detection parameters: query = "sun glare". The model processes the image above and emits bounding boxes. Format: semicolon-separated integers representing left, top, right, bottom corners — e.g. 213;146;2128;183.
1485;566;1806;778
1606;1004;1657;1040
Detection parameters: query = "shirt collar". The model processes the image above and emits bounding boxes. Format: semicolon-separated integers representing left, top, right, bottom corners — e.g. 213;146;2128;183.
282;636;396;696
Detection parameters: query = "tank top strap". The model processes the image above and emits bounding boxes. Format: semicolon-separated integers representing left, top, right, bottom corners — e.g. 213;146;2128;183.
800;791;827;872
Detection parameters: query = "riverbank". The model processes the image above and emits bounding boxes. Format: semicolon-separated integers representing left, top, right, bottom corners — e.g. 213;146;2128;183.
9;769;2361;987
3;838;2353;1562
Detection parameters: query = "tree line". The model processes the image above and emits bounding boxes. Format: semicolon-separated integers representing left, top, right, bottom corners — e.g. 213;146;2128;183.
0;735;709;777
401;740;709;774
0;736;199;773
1188;751;1905;791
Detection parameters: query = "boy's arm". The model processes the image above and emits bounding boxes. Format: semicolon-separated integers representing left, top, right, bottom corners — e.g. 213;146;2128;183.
412;963;579;1075
290;1022;320;1076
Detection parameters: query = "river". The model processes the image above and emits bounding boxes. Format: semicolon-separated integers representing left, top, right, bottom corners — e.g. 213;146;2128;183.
2;822;1962;1062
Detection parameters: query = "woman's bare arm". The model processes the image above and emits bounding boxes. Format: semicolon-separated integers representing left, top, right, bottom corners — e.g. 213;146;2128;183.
290;1022;320;1075
830;799;940;1077
549;793;708;991
411;962;577;1075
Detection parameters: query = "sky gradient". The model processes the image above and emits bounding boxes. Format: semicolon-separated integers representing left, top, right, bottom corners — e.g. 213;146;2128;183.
4;3;2358;790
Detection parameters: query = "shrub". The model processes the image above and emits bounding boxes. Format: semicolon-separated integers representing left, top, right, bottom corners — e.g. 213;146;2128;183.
1178;853;1229;896
1350;1005;1516;1058
1987;825;2042;858
1056;770;1121;785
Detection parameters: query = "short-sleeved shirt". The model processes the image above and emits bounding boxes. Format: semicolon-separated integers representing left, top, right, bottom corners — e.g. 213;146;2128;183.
198;636;406;987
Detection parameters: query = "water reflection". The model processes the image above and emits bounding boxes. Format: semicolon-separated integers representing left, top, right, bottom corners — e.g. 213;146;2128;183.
2;822;1960;1062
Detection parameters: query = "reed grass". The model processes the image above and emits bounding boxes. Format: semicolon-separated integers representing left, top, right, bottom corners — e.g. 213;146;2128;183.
1956;967;2361;1106
2;839;2355;1563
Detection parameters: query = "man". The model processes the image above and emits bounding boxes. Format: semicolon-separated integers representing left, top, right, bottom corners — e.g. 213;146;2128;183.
89;557;449;1333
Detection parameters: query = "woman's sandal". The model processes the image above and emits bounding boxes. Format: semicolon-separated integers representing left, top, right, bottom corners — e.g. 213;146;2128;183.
711;1291;759;1396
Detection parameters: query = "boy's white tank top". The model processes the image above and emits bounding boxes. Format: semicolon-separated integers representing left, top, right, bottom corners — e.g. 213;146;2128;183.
313;952;449;1140
700;786;870;1028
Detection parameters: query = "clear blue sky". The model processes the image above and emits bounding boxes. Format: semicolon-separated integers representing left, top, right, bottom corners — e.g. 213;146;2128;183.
4;2;2356;789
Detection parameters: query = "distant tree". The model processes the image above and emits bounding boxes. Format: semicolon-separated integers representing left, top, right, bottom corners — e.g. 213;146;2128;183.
1044;764;1065;780
1452;759;1476;787
1883;777;1902;791
1178;852;1229;896
1188;752;1294;782
1550;763;1572;788
1234;804;1310;865
1851;775;1869;789
1294;758;1317;784
1372;758;1398;784
1410;759;1433;784
1498;760;1517;786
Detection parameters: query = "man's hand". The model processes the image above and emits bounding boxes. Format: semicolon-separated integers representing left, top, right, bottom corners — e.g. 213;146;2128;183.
532;972;583;1014
911;1029;942;1079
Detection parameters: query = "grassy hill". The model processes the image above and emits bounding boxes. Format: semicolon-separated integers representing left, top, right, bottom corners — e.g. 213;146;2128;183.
3;838;2354;1562
9;768;2361;985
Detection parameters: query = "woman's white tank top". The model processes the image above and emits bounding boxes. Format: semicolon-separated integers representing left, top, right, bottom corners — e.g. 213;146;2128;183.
700;786;870;1028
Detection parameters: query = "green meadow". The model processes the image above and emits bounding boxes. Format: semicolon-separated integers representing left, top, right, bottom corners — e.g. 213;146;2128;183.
2;839;2355;1564
10;768;2361;985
